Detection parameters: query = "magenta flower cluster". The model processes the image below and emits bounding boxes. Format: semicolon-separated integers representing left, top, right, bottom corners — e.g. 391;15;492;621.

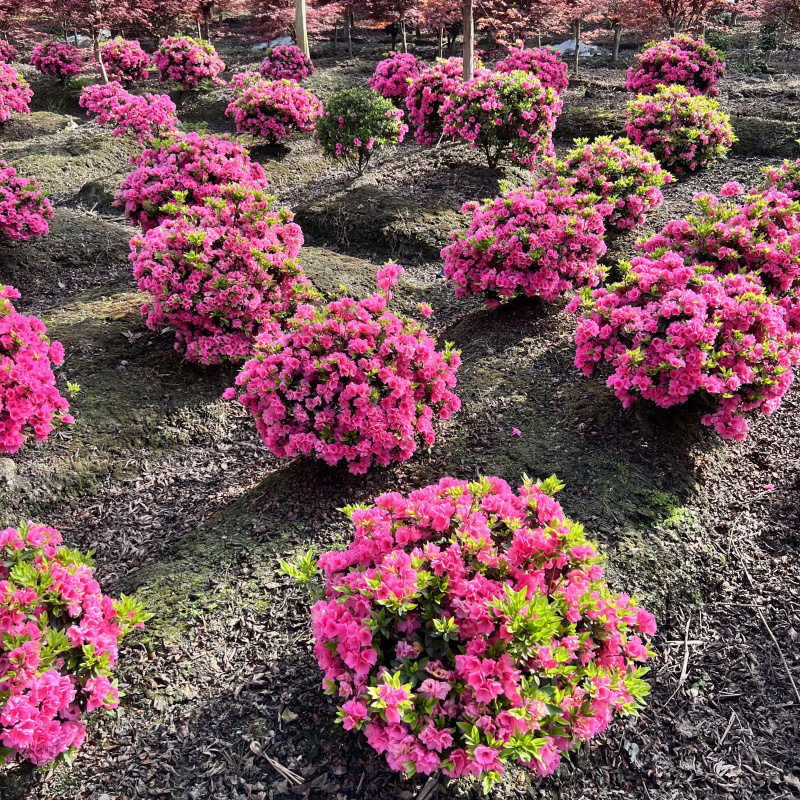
225;79;322;143
260;44;313;83
0;285;72;454
494;43;569;95
0;41;17;64
99;37;151;84
0;521;149;765
154;36;224;91
0;63;32;123
30;41;83;80
760;156;800;200
228;70;262;95
0;161;53;242
226;264;461;474
626;35;725;98
368;52;422;101
305;474;654;789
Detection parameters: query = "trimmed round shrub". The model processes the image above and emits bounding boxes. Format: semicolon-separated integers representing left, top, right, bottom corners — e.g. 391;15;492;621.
443;184;609;303
569;252;800;441
301;474;655;787
0;284;72;454
0;521;149;765
760;156;800;200
30;41;83;81
131;185;315;365
225;79;322;143
441;70;561;169
625;35;725;97
99;37;151;84
260;44;313;83
154;36;224;90
624;84;735;174
226;264;461;474
0;63;32;122
229;70;262;95
316;88;407;176
0;161;54;241
0;41;17;64
494;43;568;95
538;136;673;232
116;132;267;231
368;52;422;101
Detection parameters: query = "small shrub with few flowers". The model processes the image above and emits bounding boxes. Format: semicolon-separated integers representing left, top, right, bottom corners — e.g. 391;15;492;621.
30;41;83;81
316;88;407;175
494;43;568;95
154;36;224;90
0;285;72;454
443;183;609;303
131;185;315;364
116;131;267;230
625;84;735;174
442;70;561;170
289;473;654;789
0;521;150;765
569;253;800;440
538;136;673;232
260;44;313;83
0;64;32;123
99;37;150;84
227;264;461;474
625;35;725;97
0;41;17;64
368;52;422;101
225;79;322;143
0;161;54;242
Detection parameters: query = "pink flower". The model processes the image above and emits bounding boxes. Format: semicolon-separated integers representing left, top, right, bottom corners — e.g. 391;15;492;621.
511;428;521;436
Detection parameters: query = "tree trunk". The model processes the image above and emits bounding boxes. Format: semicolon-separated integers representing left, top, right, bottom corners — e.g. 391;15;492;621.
462;0;473;81
93;28;108;84
537;28;541;47
344;6;352;56
201;6;212;41
730;11;738;27
334;18;338;50
295;0;309;57
438;26;444;58
197;18;202;39
62;22;69;43
400;20;407;53
572;20;580;78
612;23;621;62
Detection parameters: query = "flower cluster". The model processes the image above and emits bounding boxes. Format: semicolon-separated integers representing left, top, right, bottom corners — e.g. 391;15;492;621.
0;41;17;64
116;131;267;230
30;41;83;80
130;185;314;364
227;265;461;474
625;35;725;97
494;44;569;95
0;521;149;765
99;37;151;84
154;36;224;90
0;63;32;123
624;84;735;174
368;52;422;101
0;161;54;242
228;70;262;95
443;184;609;302
301;474;654;789
538;136;673;232
760;156;800;200
260;44;314;83
225;79;322;143
441;70;561;169
316;88;407;175
0;285;71;454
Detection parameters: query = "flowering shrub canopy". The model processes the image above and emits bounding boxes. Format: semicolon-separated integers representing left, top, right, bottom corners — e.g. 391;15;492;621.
368;52;422;101
260;44;314;83
0;64;32;122
0;161;54;242
228;70;262;95
154;36;224;90
538;136;673;232
225;79;322;143
441;70;561;169
227;264;461;474
30;41;83;80
116;132;267;231
625;35;725;97
494;44;569;95
131;185;315;364
0;285;72;454
443;184;609;302
316;88;407;176
99;37;151;84
760;156;800;200
300;474;654;790
624;84;735;174
0;41;17;64
0;521;149;765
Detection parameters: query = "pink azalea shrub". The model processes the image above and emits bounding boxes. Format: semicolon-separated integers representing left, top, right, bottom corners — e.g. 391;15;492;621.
30;41;83;81
0;285;72;454
225;79;322;143
300;473;654;789
368;52;422;101
538;136;673;232
227;264;461;474
625;35;725;98
494;43;569;95
441;70;561;169
624;84;735;174
406;58;472;146
0;521;149;765
260;44;313;83
130;185;314;365
760;157;800;200
228;70;262;95
0;162;54;242
154;36;224;90
0;63;32;123
99;37;151;84
442;184;609;302
569;253;800;441
0;41;17;64
116;132;267;231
